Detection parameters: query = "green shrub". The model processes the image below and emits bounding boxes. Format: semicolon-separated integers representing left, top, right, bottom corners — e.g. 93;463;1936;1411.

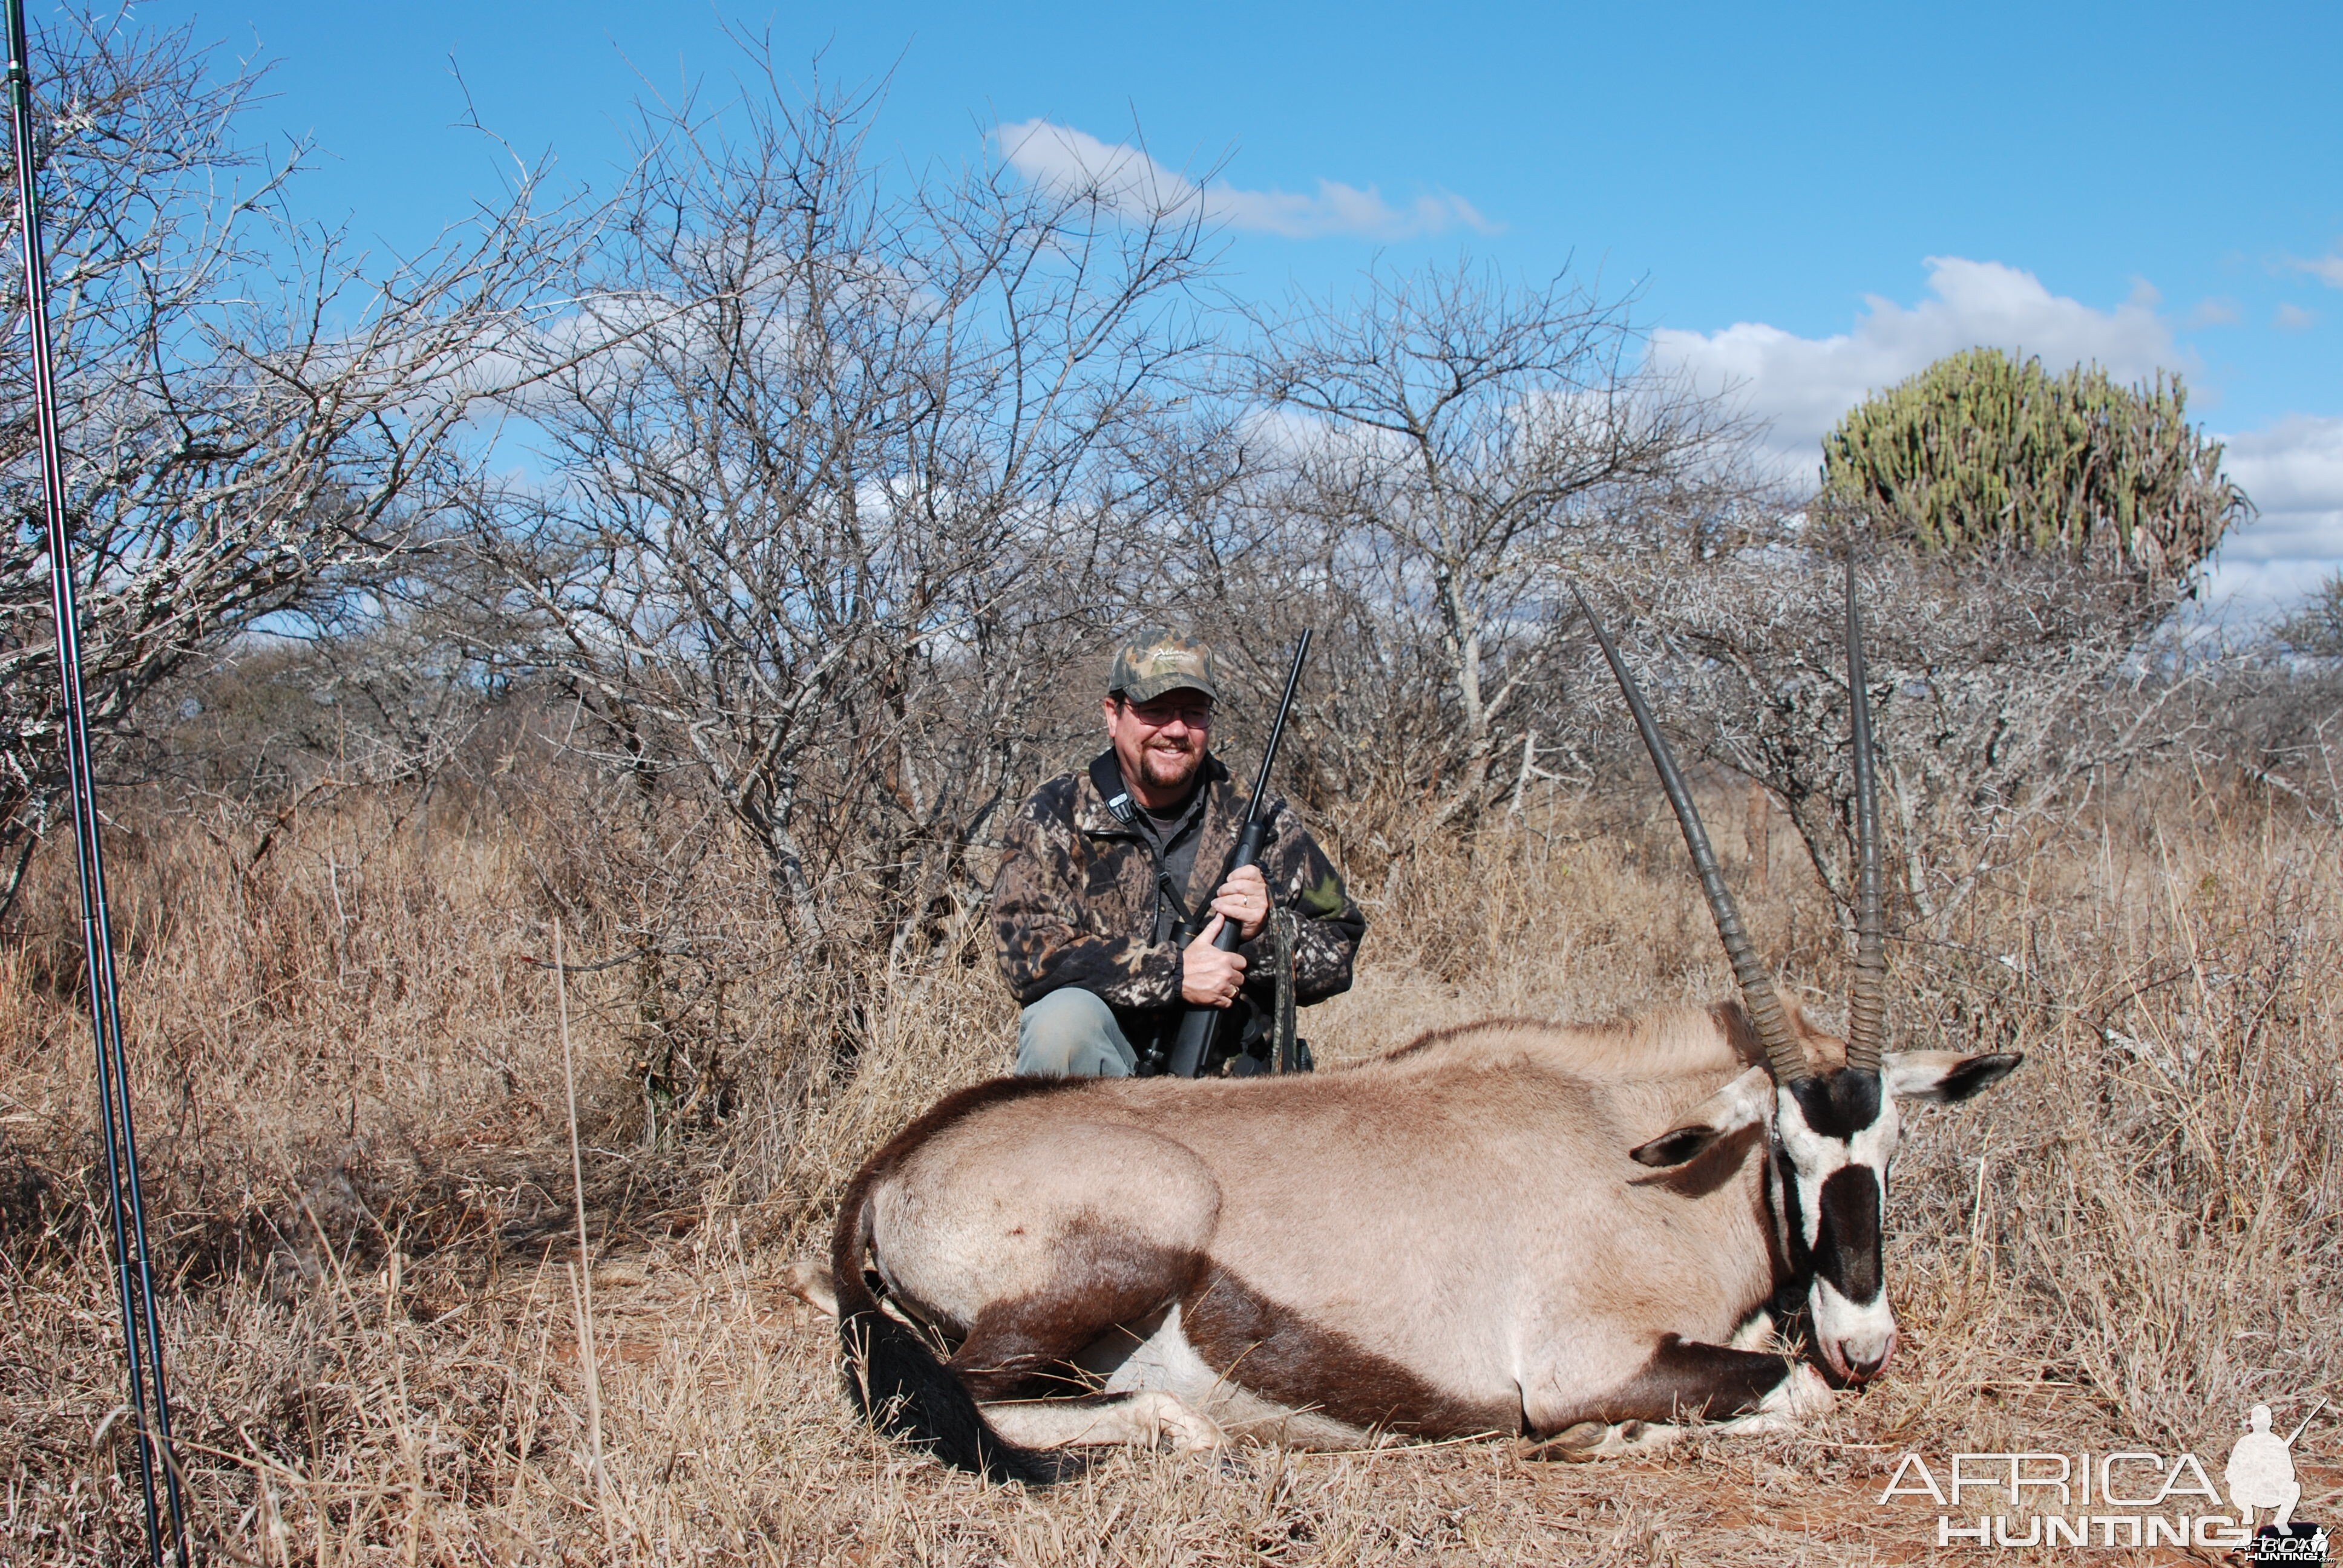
1820;348;2249;577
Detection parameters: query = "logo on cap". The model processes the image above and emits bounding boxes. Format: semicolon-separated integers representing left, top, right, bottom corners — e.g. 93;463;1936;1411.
1109;627;1221;705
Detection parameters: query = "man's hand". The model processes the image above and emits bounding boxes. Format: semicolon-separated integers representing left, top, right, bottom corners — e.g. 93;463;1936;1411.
1212;863;1271;942
1181;913;1248;1008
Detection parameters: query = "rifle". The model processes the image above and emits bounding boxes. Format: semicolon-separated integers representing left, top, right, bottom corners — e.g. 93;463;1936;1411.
1164;630;1312;1078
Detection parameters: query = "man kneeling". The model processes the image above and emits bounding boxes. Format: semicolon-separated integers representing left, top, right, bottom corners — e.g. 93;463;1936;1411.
990;628;1363;1076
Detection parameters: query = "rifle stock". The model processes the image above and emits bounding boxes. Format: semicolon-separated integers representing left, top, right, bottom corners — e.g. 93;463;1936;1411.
1164;631;1311;1077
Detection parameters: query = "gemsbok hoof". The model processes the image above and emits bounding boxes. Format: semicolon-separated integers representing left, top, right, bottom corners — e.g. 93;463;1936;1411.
1538;1421;1611;1461
780;1258;836;1316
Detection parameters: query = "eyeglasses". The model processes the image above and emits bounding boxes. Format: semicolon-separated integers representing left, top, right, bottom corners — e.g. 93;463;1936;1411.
1124;700;1213;729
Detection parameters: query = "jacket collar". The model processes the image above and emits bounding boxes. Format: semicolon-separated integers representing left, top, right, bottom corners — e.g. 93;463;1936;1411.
1075;749;1229;837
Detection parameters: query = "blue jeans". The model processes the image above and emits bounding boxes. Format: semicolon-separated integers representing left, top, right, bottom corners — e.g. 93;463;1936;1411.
1015;988;1139;1077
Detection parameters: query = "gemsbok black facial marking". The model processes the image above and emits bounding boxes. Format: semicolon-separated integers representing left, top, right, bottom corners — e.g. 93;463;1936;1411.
1779;1071;1889;1301
1783;1070;1883;1140
1813;1165;1883;1305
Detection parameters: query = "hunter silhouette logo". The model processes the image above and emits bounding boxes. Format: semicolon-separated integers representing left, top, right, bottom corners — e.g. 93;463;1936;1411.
2229;1404;2307;1529
1876;1398;2328;1557
2228;1399;2329;1565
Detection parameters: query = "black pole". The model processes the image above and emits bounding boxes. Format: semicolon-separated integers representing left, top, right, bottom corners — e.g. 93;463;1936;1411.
4;7;188;1563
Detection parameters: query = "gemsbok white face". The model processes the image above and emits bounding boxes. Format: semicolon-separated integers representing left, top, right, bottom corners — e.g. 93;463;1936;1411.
1623;1050;2017;1382
1579;562;2020;1387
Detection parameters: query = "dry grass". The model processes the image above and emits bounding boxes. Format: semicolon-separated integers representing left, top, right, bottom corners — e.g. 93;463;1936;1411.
2;763;2339;1564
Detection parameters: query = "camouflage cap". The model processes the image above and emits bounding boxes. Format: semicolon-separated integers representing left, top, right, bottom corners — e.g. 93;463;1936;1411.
1108;627;1221;705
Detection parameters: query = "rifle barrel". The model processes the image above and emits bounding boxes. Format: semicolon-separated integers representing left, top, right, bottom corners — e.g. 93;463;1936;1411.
1244;629;1312;825
1165;631;1312;1078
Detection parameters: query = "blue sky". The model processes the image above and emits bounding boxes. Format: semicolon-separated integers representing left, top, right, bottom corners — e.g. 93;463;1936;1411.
167;0;2343;614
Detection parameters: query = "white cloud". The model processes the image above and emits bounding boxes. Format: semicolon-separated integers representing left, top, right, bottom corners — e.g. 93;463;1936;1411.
2135;417;2343;617
2218;413;2343;583
2275;302;2320;332
2284;247;2343;289
2224;416;2343;517
994;119;1494;241
1649;257;2184;479
2185;296;2242;328
2197;553;2341;621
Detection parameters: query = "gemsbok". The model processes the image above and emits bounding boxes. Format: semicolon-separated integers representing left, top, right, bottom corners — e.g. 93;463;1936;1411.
789;567;2022;1480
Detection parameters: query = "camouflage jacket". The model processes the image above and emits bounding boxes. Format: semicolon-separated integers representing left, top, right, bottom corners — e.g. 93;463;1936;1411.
992;751;1365;1017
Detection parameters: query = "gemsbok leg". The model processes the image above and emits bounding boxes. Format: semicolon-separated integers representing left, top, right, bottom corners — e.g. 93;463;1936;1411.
1529;1325;1831;1458
786;1253;1231;1452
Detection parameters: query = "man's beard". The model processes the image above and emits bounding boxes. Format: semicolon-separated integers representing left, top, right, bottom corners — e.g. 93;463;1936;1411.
1138;739;1202;792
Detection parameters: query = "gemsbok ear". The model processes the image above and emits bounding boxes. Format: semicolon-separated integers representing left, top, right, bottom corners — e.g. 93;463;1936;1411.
1885;1050;2024;1104
1630;1065;1775;1168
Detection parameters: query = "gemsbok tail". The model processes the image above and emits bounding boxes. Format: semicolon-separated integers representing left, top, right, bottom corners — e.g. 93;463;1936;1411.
829;1166;1062;1485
